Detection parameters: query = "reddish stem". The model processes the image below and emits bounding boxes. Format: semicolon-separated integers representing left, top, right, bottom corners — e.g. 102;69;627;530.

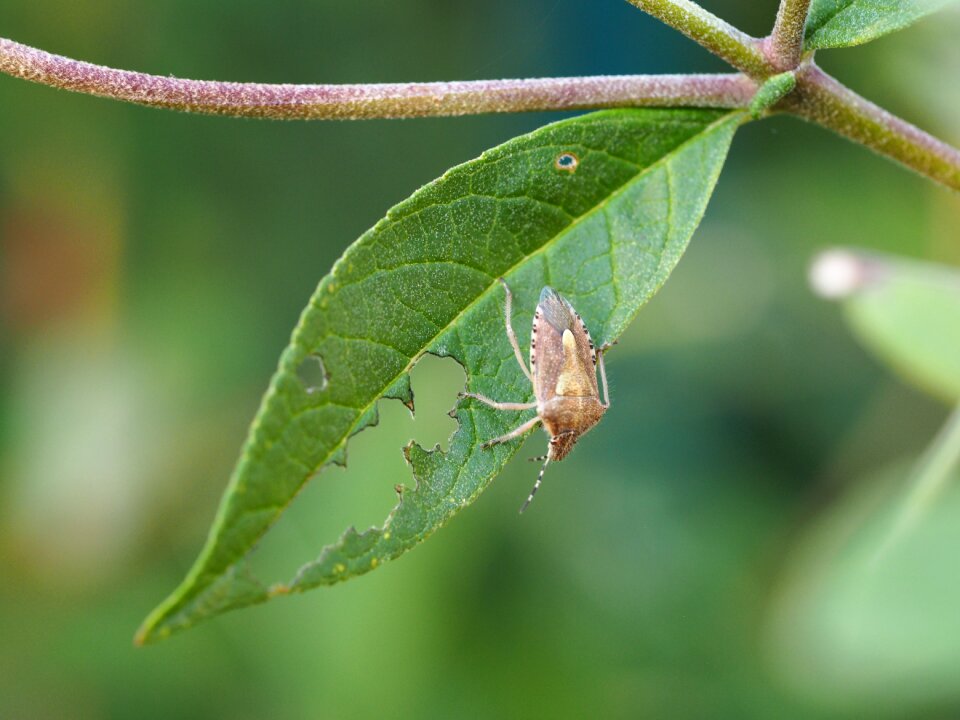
0;37;755;119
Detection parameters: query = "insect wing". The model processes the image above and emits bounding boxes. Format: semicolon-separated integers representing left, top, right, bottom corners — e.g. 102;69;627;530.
531;287;598;400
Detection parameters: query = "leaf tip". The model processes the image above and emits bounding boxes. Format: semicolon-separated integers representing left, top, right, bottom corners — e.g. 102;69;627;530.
133;627;148;648
809;248;880;299
268;582;291;597
133;616;167;647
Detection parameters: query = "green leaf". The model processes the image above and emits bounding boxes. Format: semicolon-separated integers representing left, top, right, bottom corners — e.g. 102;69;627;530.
811;249;960;401
768;459;960;710
877;403;960;560
782;251;960;708
748;71;797;119
804;0;958;50
136;108;741;644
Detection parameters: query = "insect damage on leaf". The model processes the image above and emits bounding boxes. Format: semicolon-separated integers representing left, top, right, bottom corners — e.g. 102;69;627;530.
554;152;580;173
295;353;330;394
461;280;611;512
136;108;742;644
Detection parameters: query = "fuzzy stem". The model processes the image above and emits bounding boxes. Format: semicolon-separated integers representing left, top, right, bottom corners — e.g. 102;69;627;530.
767;0;813;71
786;64;960;192
0;37;756;119
622;0;770;76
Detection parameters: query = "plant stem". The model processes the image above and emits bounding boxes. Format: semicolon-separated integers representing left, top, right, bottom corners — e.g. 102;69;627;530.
0;37;755;119
3;36;959;192
622;0;770;76
787;63;960;191
766;0;813;71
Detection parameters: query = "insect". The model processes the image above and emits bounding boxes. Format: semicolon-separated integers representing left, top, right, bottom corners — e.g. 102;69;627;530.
461;279;612;512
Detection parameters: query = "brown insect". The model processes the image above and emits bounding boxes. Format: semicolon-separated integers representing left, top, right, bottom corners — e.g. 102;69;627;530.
461;279;612;512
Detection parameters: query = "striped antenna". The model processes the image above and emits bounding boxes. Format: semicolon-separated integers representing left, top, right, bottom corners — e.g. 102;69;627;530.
520;454;551;513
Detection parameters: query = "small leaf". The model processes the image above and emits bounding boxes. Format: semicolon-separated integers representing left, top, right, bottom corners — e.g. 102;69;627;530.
810;248;960;401
137;108;741;644
804;0;958;50
748;71;796;119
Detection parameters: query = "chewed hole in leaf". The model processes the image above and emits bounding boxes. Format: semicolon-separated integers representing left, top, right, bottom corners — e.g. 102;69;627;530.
249;354;465;580
554;152;579;173
295;354;329;394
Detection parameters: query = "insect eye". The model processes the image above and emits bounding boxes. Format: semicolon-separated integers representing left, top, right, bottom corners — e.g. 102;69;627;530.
554;152;579;173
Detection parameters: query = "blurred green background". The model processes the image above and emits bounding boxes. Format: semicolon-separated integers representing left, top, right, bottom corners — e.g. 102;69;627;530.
2;1;960;718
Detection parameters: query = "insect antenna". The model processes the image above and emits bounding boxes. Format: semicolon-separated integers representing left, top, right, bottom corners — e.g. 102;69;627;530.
519;454;551;514
526;455;548;462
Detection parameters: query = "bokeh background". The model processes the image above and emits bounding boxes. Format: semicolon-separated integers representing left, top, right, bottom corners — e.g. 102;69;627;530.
2;1;960;718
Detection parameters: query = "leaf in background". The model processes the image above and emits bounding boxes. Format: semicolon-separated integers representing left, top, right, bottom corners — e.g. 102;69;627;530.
767;460;960;711
805;251;960;657
810;248;960;402
804;0;958;50
136;108;741;644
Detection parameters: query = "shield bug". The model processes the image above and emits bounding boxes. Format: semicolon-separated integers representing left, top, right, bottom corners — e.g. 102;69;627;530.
461;279;612;512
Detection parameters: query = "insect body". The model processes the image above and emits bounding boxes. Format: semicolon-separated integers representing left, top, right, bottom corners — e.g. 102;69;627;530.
461;279;612;512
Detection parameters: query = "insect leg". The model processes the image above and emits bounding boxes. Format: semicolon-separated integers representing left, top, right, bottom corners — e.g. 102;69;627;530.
460;392;537;412
597;341;615;409
480;415;542;449
597;351;611;409
519;455;551;514
498;277;534;383
526;455;548;462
